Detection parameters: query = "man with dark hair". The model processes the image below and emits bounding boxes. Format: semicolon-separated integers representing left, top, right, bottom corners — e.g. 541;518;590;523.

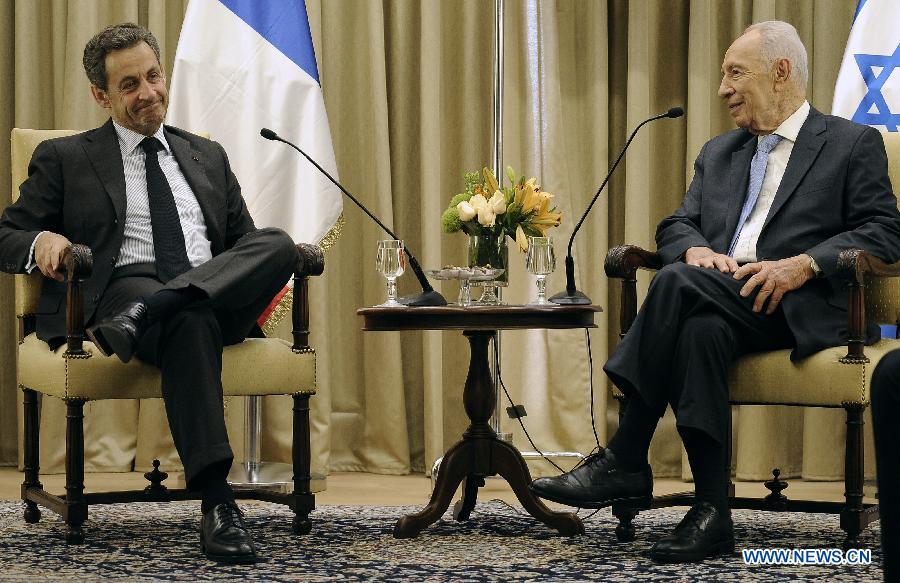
531;21;900;563
0;22;298;564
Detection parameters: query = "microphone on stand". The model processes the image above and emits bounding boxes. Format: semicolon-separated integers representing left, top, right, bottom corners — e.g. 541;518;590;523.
549;106;685;305
261;128;447;307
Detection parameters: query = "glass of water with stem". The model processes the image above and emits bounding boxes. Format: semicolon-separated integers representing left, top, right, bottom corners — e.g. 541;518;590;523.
526;236;555;305
375;239;406;307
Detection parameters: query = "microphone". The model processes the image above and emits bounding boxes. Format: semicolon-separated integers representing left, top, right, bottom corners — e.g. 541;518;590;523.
549;106;685;305
261;128;447;307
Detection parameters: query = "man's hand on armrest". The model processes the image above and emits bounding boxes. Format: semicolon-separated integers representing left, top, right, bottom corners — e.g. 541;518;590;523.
733;254;815;315
684;246;739;273
34;231;72;282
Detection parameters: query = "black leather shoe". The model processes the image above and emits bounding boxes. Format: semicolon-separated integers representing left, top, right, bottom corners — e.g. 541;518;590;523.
85;300;149;363
529;448;652;509
649;502;735;563
200;502;258;564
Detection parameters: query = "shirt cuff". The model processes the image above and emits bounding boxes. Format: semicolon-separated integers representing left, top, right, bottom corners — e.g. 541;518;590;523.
24;231;47;274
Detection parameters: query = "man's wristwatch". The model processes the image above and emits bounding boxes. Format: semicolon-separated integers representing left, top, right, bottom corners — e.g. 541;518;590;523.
809;256;823;278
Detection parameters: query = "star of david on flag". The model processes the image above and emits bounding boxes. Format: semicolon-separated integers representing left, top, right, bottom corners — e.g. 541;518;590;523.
832;0;900;131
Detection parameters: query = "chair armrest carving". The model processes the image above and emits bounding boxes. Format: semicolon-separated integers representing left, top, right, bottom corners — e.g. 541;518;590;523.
604;245;662;279
63;244;93;357
605;245;662;339
292;243;326;351
834;249;900;363
296;243;325;278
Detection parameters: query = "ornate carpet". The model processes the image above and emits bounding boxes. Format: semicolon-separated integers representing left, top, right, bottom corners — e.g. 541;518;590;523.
0;499;883;581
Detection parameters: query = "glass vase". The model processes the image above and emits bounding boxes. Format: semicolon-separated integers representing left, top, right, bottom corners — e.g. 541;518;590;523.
468;233;508;305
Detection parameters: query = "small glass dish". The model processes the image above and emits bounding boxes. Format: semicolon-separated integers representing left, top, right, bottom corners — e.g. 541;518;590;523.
425;267;505;306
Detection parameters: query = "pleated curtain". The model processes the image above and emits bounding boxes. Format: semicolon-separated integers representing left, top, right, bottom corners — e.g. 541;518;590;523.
0;0;869;485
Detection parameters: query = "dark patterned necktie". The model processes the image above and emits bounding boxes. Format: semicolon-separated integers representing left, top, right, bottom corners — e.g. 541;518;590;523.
140;137;192;282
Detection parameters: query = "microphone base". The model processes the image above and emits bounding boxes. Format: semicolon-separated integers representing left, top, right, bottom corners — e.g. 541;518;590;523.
549;289;592;305
398;290;448;307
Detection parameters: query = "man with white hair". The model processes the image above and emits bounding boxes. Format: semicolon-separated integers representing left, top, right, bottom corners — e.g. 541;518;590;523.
532;21;900;562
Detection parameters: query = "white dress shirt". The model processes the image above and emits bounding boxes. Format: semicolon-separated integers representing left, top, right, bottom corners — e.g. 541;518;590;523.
113;121;212;268
731;100;811;263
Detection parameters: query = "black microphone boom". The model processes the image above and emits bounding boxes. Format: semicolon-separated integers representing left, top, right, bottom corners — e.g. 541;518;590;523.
549;106;685;305
261;128;447;306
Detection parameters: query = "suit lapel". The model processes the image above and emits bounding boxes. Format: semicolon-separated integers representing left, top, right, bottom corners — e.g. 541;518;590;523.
724;134;756;247
83;119;127;227
761;108;826;232
164;127;223;247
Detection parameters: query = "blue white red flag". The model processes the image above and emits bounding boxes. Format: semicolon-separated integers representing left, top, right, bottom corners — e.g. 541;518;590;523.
167;0;343;245
832;0;900;131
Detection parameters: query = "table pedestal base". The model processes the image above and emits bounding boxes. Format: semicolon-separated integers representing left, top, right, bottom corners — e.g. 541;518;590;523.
393;331;584;538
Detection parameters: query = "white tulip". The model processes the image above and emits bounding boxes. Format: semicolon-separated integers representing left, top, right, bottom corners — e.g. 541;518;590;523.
488;191;506;214
457;200;477;221
477;206;496;227
469;194;488;211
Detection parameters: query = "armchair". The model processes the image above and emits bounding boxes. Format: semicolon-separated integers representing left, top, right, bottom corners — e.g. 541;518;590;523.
603;131;900;549
11;128;325;543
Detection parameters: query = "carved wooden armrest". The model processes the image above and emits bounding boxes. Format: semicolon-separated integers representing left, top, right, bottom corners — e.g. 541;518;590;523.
604;244;663;279
63;244;93;356
835;249;900;363
604;245;662;339
292;243;326;351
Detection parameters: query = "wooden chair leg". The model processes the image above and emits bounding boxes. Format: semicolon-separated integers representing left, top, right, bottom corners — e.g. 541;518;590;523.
727;406;735;498
21;389;42;523
841;403;866;549
291;394;314;535
611;395;643;541
65;399;87;544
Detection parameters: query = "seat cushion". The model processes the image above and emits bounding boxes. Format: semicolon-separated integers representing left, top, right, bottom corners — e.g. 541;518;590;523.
17;334;316;401
729;338;900;407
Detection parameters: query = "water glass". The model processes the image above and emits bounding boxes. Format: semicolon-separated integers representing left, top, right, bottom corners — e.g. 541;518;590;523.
375;239;405;307
526;236;555;305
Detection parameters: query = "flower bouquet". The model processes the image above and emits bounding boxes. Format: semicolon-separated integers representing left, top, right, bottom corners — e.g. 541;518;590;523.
441;166;562;253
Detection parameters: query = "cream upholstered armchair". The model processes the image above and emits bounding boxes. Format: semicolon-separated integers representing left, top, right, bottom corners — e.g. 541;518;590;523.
11;129;324;543
604;131;900;549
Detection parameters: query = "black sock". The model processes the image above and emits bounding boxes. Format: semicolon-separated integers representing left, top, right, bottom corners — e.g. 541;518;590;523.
194;463;235;514
679;426;729;513
142;287;206;325
607;396;663;472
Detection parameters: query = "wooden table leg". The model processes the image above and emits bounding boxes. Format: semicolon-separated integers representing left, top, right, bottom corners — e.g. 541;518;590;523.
452;475;484;521
394;440;472;538
491;438;584;536
396;329;583;537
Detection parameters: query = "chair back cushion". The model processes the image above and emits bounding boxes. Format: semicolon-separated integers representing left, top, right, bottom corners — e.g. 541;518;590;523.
10;129;81;318
866;131;900;327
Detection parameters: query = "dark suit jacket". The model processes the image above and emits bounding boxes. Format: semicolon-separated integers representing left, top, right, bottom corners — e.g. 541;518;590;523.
0;119;256;344
656;107;900;359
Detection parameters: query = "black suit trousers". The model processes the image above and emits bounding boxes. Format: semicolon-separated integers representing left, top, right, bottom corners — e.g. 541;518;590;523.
603;263;795;444
95;227;298;487
871;349;900;582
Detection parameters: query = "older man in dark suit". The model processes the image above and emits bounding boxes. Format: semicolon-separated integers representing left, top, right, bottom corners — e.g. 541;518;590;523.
531;21;900;563
0;23;297;564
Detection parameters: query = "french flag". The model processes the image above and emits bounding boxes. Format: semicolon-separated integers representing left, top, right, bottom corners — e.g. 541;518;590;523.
167;0;343;249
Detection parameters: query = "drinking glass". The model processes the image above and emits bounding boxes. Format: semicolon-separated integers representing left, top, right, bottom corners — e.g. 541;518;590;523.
526;236;555;305
375;239;405;307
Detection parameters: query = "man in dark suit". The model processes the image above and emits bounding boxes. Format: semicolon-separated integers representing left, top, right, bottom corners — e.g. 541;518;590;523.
871;352;900;581
531;21;900;563
0;23;299;563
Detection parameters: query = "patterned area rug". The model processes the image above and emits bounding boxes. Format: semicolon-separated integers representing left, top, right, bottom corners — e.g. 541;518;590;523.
0;499;884;581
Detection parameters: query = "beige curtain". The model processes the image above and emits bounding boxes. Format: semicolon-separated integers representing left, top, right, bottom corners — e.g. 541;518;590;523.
0;0;870;487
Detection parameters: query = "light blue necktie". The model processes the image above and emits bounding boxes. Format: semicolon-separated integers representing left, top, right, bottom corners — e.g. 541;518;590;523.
727;133;784;257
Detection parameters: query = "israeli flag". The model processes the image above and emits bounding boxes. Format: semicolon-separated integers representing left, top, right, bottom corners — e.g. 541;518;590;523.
832;0;900;131
167;0;342;247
